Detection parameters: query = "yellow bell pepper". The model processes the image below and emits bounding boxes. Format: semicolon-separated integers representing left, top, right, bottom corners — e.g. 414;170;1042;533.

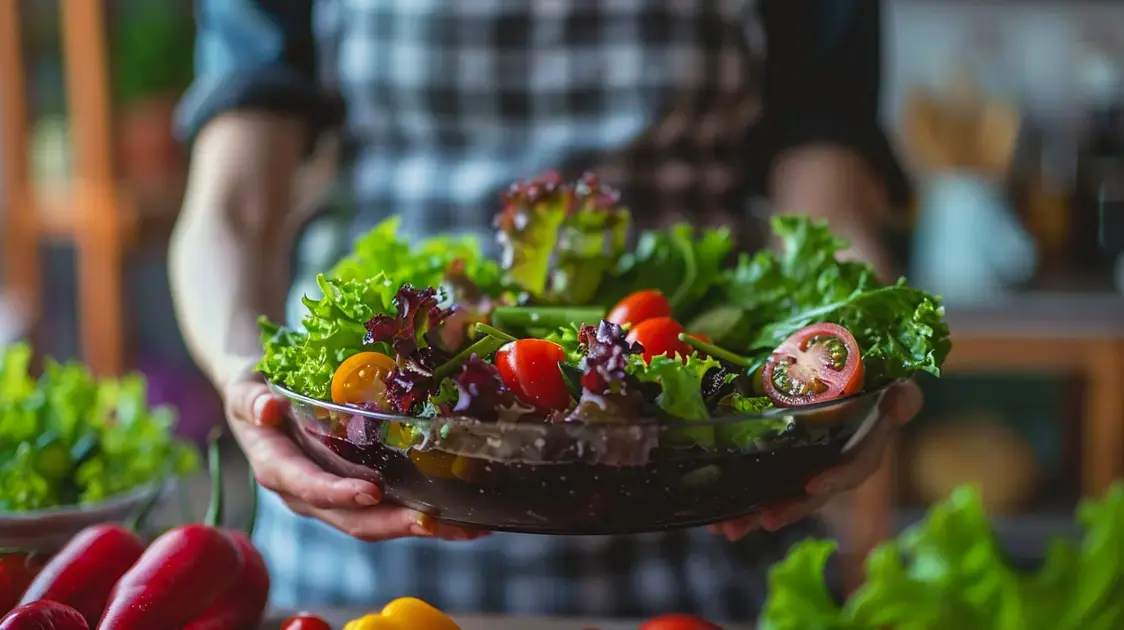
344;597;461;630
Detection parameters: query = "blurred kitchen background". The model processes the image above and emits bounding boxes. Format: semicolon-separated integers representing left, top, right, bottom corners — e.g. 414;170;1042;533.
2;0;1123;584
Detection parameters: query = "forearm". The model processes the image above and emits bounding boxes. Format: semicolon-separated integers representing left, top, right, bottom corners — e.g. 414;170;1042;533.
770;145;888;222
169;113;305;388
769;145;895;277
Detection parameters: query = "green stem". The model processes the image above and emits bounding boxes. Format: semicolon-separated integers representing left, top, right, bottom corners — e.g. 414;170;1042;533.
490;306;605;330
125;477;168;532
474;322;517;342
204;428;224;528
433;335;507;380
246;465;259;537
678;333;751;368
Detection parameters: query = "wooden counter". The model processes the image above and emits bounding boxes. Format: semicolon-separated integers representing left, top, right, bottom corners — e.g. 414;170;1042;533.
265;610;753;629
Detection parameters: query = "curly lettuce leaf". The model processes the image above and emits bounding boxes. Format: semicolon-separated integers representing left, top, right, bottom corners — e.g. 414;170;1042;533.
496;172;629;305
260;217;508;398
750;281;951;384
596;223;734;317
758;539;846;630
258;273;394;399
846;486;1027;630
697;216;950;385
713;393;790;450
544;323;583;364
0;344;198;512
331;216;504;298
631;354;719;447
1045;483;1124;630
759;483;1124;630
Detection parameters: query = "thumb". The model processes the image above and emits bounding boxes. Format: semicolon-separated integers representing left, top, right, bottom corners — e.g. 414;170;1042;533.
226;376;290;428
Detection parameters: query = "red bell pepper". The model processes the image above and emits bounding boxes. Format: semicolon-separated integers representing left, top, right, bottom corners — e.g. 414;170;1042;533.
97;430;245;630
179;530;270;630
17;525;146;625
0;600;88;630
182;462;271;630
18;466;167;626
0;553;44;616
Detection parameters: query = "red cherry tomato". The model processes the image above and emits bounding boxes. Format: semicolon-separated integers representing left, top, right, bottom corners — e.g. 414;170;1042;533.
761;322;864;407
607;289;672;327
639;613;724;630
496;339;573;412
626;317;691;363
281;613;332;630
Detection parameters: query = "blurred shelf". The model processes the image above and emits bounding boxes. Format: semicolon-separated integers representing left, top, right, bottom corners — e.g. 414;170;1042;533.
32;180;183;249
946;291;1124;340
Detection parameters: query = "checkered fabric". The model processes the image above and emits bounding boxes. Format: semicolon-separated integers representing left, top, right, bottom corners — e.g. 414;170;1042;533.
255;487;835;621
318;0;767;250
181;0;878;620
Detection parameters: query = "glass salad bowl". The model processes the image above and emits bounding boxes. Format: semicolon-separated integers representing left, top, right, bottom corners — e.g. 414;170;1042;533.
275;380;902;535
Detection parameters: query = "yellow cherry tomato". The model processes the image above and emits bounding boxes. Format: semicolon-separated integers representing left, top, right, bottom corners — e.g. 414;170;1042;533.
409;450;481;483
331;351;396;406
343;597;461;630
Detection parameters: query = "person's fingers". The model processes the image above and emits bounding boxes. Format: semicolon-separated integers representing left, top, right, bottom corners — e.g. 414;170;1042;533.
226;376;290;428
283;498;490;543
883;379;924;426
707;514;761;542
229;418;383;509
804;411;893;498
759;494;830;532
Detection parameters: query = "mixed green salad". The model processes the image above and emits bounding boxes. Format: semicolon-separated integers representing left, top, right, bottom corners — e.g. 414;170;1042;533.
760;482;1124;630
0;344;199;512
259;171;951;447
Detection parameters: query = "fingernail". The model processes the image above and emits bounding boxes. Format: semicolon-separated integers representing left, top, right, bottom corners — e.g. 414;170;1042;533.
410;512;437;536
252;395;270;424
724;519;759;542
808;476;839;496
760;513;785;532
355;493;379;506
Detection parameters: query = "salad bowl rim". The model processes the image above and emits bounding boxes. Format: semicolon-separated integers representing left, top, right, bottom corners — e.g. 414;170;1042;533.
268;378;907;431
0;480;169;522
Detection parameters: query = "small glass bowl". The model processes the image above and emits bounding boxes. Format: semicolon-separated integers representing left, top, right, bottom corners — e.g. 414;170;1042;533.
0;483;167;552
275;382;901;535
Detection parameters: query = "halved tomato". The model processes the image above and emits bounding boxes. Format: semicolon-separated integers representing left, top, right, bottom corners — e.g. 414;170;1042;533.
495;339;572;412
761;322;864;407
626;316;691;363
607;289;672;327
330;351;396;407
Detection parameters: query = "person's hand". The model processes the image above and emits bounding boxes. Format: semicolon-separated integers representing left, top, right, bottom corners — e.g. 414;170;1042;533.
708;379;923;541
220;363;489;543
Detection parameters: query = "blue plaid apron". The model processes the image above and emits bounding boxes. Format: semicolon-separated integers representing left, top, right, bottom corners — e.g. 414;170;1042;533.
266;0;835;622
